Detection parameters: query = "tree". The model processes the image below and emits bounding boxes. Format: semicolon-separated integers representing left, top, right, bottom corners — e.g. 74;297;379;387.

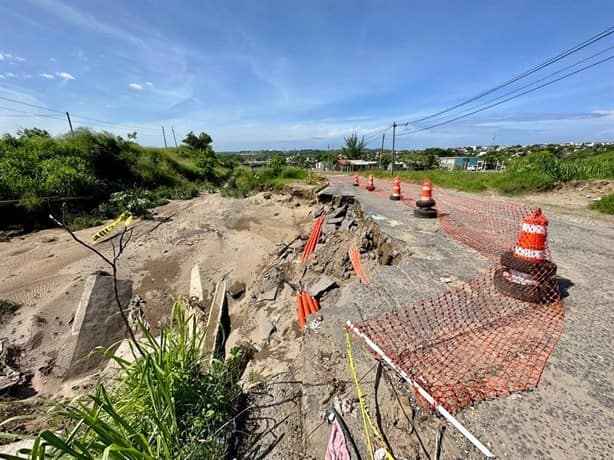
182;131;212;151
341;133;366;159
269;155;285;176
127;131;138;141
17;127;51;138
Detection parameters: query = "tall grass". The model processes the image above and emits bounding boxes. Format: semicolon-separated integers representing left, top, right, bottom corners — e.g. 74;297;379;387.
590;193;614;214
0;300;246;459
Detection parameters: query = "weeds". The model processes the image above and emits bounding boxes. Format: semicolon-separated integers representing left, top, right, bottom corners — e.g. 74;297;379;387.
0;299;21;321
590;193;614;214
0;300;247;459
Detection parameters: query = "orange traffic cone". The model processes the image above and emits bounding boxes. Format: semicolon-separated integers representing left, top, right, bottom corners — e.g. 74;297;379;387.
365;175;375;191
494;208;558;303
414;179;437;218
353;173;359;186
389;176;401;200
513;208;548;262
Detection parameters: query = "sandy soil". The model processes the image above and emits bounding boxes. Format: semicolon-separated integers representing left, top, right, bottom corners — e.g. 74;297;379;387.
0;191;317;400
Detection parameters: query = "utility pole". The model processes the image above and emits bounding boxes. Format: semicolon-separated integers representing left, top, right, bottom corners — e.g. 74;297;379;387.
171;126;178;148
65;112;74;136
161;126;168;148
391;122;397;175
379;132;385;170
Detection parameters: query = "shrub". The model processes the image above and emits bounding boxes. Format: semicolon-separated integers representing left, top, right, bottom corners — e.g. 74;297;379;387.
0;299;21;321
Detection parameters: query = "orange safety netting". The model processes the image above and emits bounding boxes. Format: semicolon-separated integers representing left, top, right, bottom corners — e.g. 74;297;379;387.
436;192;537;261
349;269;564;413
342;174;564;413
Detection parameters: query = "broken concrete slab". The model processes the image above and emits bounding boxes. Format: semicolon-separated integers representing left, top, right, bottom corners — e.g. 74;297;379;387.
203;280;229;366
309;275;338;298
189;264;203;301
326;216;345;225
59;273;132;378
321;223;337;235
330;205;348;219
254;309;276;344
340;218;355;232
257;286;278;302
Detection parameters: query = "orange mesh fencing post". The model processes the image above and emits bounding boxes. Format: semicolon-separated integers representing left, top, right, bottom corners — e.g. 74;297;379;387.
494;208;559;304
365;175;375;191
414;178;437;219
353;173;360;186
389;176;401;201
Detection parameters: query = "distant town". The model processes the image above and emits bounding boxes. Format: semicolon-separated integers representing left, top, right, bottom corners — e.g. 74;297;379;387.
230;140;614;172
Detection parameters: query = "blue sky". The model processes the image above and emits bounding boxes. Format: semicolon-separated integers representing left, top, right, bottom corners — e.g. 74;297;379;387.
0;0;613;150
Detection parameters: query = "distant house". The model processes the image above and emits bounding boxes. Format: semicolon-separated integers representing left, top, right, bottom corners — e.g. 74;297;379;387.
439;156;479;171
334;159;378;172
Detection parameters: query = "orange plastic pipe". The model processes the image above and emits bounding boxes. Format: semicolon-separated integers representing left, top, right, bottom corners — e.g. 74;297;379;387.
305;292;319;314
301;292;313;315
296;293;306;329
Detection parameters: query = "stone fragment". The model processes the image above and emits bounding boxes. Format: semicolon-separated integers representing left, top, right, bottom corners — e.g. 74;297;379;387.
257;286;278;302
322;223;337;235
227;281;246;298
326;216;345;225
340;219;354;232
330;205;348;219
309;275;337;298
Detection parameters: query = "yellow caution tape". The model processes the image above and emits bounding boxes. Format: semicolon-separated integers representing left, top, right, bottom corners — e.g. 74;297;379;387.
92;211;133;243
345;329;394;460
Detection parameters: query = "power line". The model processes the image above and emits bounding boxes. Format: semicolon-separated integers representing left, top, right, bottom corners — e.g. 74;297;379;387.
396;54;614;137
0;95;65;114
0;104;66;119
0;95;162;133
403;26;614;126
401;45;614;132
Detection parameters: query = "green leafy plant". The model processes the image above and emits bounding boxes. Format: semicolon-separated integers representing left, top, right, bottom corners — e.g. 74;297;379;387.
0;300;247;459
590;193;614;214
0;299;21;321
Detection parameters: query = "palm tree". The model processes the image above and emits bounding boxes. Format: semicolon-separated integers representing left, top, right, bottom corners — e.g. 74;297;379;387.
341;133;366;159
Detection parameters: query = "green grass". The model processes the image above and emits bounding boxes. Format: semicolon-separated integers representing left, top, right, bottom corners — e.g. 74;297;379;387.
362;149;614;196
0;300;247;459
590;193;614;214
222;165;308;197
367;169;498;193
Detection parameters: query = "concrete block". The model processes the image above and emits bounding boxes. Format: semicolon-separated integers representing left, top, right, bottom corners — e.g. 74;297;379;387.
61;274;131;377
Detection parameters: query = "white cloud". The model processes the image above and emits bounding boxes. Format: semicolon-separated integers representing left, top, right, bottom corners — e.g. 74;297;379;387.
55;71;75;80
40;73;55;79
0;75;5;79
129;83;144;90
4;72;16;78
0;52;25;63
145;81;153;87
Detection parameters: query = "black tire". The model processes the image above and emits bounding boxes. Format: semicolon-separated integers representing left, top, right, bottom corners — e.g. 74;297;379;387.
500;251;557;278
413;207;437;219
389;195;401;201
493;268;558;303
416;199;436;208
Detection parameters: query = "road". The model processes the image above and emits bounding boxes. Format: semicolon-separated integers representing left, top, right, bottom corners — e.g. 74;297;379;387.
302;175;613;459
